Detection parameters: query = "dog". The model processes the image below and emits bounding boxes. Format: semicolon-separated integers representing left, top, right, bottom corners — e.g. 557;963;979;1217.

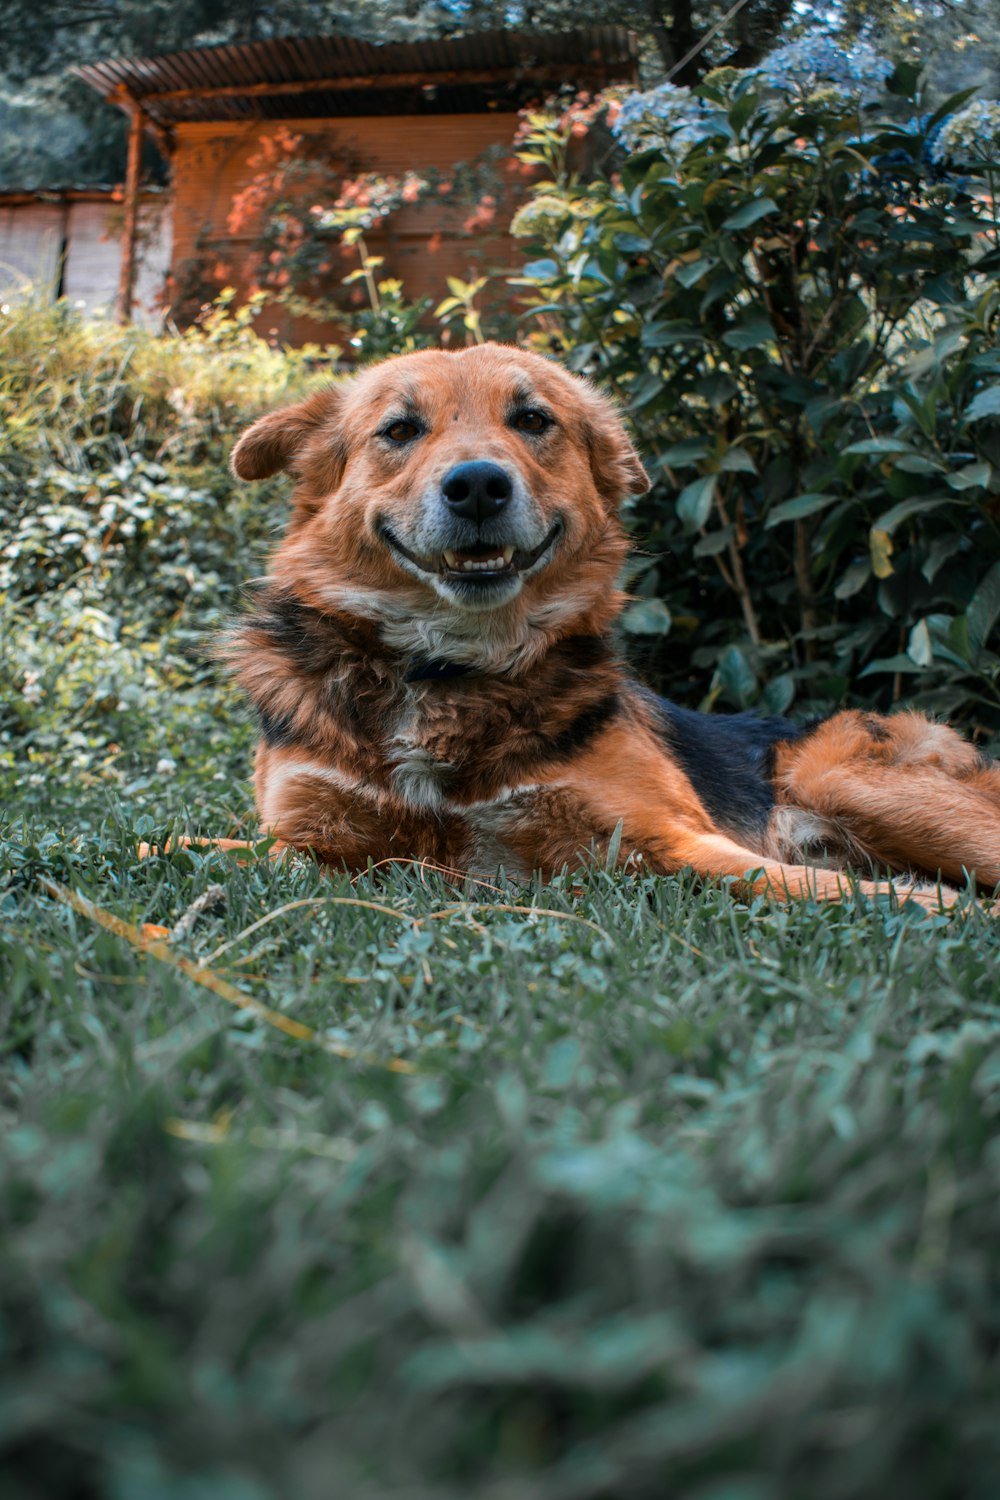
189;342;1000;909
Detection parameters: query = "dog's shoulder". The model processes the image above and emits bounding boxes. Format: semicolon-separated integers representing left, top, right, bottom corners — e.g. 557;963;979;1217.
637;688;809;844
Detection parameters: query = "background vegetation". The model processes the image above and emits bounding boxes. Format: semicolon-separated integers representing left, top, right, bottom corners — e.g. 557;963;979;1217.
510;62;1000;730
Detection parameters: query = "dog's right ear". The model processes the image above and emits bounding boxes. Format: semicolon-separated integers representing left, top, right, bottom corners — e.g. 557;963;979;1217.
231;386;343;481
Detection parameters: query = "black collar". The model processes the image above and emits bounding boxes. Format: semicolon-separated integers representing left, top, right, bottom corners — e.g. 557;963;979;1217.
404;658;477;683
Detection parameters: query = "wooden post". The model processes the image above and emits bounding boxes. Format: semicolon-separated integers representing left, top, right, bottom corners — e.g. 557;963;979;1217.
117;93;144;324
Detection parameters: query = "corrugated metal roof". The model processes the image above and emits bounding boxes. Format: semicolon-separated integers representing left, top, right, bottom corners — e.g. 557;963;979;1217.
72;28;639;127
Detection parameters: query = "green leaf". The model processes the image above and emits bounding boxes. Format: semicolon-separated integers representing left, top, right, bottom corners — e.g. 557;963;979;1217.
834;559;871;599
922;535;962;582
613;232;651;253
662;438;711;466
947;613;973;663
945;461;992;491
765;493;837;527
676;474;717;531
859;654;923;677
728;89;760;132
673;256;717;288
843;437;919;456
908;619;933;667
518;258;560;281
760;672;795;715
717;446;757;475
722;313;774;350
693;526;734;557
722;197;778;231
967;561;1000;656
541;1036;582;1090
965;386;1000;422
924;86;980;133
620;598;672;636
894;454;945;475
872;496;951;535
718;645;757;708
887;60;922;99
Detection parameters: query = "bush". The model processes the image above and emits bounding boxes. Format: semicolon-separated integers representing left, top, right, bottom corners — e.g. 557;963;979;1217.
0;296;322;821
512;54;1000;740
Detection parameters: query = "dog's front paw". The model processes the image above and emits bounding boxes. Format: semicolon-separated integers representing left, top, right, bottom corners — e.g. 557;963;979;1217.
889;877;965;913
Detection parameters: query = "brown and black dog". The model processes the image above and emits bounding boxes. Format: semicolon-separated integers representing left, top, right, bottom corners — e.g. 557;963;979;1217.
191;342;1000;909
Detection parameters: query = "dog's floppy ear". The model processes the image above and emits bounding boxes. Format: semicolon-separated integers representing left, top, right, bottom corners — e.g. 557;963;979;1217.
231;386;342;481
579;386;651;502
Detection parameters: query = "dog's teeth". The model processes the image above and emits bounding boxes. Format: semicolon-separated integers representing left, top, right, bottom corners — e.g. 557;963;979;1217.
502;547;515;564
454;555;510;574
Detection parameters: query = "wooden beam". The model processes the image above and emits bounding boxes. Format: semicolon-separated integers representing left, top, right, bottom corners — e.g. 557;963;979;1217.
130;62;611;107
108;84;174;155
116;93;144;324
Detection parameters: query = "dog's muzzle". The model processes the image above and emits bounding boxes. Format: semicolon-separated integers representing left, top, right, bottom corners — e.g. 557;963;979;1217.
378;460;561;596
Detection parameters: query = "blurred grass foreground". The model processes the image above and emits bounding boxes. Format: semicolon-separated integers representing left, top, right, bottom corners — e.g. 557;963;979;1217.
2;293;1000;1499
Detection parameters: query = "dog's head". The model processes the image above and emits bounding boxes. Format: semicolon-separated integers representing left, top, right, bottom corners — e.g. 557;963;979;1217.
232;343;648;650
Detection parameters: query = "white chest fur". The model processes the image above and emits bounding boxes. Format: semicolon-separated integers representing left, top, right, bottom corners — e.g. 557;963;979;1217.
389;694;451;809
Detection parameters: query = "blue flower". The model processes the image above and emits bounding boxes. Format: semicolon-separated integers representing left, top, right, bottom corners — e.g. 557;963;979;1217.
752;37;891;106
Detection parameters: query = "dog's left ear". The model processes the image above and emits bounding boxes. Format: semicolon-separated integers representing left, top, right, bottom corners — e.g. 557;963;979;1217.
231;386;343;481
580;388;651;503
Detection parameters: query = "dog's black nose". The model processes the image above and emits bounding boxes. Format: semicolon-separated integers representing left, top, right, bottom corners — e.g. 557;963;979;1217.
441;461;512;524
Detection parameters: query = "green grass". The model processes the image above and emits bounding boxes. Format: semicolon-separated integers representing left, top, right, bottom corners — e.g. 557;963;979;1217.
3;805;1000;1498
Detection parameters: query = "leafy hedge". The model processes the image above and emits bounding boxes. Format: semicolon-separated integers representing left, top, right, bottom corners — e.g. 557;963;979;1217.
512;60;1000;737
0;296;320;822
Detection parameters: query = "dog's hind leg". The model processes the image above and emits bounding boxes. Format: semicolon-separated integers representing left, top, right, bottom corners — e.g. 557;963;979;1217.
773;710;1000;892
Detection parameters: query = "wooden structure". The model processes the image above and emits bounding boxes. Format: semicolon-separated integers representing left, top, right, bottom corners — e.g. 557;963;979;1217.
0;186;170;321
73;29;639;331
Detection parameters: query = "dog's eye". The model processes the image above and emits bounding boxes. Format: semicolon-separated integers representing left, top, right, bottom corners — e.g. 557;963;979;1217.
512;408;553;435
381;418;423;444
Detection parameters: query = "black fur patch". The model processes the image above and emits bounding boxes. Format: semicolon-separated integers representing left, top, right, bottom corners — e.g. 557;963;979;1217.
551;636;614;673
550;693;620;761
862;714;891;743
255;592;333;674
405;658;475;682
256;704;300;748
643;691;807;844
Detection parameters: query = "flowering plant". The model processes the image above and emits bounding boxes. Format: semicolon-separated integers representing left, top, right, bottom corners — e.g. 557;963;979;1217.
930;98;1000;166
750;37;892;107
218;131;510;353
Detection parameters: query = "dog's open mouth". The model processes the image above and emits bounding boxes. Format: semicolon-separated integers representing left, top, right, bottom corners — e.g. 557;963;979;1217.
381;523;561;584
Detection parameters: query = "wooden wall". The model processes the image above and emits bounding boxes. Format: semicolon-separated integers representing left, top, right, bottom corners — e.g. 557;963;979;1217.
0;196;171;323
168;112;525;343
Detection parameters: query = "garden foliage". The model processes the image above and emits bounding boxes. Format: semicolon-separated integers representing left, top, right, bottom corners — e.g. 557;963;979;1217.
512;57;1000;734
0;295;319;817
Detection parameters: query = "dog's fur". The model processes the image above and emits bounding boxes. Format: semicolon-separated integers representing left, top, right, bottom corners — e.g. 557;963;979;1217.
194;343;1000;908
